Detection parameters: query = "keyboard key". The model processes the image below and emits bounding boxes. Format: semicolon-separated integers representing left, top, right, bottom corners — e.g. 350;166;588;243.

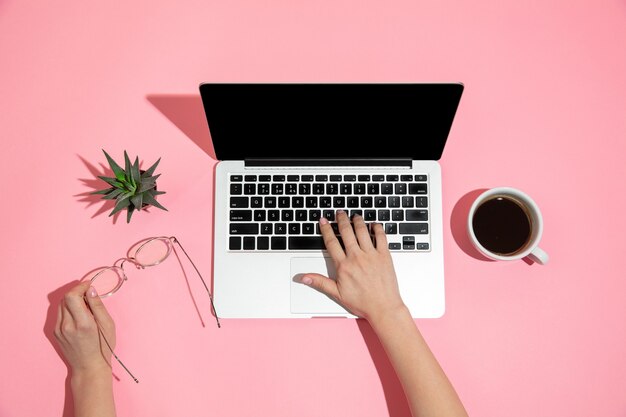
229;236;241;250
243;237;255;250
254;210;266;221
350;209;363;218
416;197;428;207
406;210;428;221
244;175;257;181
264;197;277;208
230;175;243;182
374;197;386;207
258;183;270;195
261;223;272;234
381;183;393;194
251;197;262;208
340;183;352;194
287;175;300;182
301;175;314;181
347;196;359;208
230;197;249;208
295;210;307;221
315;175;328;181
275;223;287;234
392;210;404;221
303;223;315;234
289;223;301;234
399;223;429;234
401;196;414;208
326;183;338;194
378;210;390;221
394;183;407;194
403;236;415;250
244;184;256;195
281;210;294;221
271;237;287;250
313;183;325;194
309;210;321;221
400;175;413;181
360;196;373;207
259;175;271;182
417;243;430;250
373;175;384;181
230;210;252;221
344;175;356;181
385;223;397;234
320;197;332;208
268;210;279;221
299;184;311;194
230;184;242;195
368;184;380;194
306;197;318;208
257;237;269;250
409;183;428;194
330;175;342;181
333;197;345;207
323;210;335;221
272;184;284;194
364;210;376;221
273;175;285;182
358;175;371;181
388;242;401;250
230;223;259;235
278;197;290;208
415;175;427;182
388;196;400;207
286;183;298;194
386;175;399;181
354;183;366;194
292;196;304;208
289;236;325;250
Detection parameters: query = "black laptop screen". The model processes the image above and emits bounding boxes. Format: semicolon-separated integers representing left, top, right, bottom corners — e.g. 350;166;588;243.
199;83;463;161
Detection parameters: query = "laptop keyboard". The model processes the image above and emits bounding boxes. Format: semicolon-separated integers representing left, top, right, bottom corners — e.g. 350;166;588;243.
228;173;430;251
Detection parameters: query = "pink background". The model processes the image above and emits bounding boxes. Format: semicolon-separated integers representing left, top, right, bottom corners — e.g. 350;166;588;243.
1;1;625;416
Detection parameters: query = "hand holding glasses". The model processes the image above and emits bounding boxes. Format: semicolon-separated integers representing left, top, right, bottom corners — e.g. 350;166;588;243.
87;236;220;383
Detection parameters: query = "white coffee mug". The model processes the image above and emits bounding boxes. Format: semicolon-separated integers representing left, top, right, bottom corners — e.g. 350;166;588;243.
467;187;549;265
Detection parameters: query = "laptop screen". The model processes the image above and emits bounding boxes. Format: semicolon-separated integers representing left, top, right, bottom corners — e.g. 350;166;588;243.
199;83;463;162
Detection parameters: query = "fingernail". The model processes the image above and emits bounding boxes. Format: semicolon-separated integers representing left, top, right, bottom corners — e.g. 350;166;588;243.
319;217;329;225
88;286;98;298
337;209;345;215
301;276;313;285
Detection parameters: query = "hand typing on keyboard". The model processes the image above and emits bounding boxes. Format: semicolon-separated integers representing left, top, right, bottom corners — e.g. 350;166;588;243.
298;210;406;320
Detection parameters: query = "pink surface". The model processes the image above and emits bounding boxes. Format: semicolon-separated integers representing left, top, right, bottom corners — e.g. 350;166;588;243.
1;1;625;416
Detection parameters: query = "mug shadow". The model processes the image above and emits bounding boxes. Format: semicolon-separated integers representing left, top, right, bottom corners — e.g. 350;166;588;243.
356;320;412;417
146;94;216;159
450;189;495;261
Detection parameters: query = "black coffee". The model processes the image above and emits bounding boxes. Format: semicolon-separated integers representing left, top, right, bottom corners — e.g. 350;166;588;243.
472;196;532;255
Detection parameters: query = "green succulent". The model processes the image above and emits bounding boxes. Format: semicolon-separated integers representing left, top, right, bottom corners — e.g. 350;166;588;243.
92;150;167;223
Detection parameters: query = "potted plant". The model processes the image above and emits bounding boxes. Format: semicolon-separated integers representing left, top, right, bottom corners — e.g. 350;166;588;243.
93;150;167;223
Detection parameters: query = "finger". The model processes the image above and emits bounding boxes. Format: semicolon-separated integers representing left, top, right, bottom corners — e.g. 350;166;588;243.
54;304;64;341
319;218;346;262
63;281;94;326
372;223;389;253
299;273;340;301
352;213;374;251
336;210;359;254
85;286;114;329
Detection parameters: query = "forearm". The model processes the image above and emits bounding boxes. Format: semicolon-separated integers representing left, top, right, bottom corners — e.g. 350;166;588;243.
369;307;468;417
71;368;116;417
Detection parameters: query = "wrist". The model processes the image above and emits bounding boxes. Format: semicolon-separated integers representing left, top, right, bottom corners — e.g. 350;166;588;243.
71;365;113;387
366;303;411;330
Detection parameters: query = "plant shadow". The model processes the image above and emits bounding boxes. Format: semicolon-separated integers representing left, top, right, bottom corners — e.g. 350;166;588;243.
450;189;495;261
75;155;123;224
146;94;216;159
356;320;412;417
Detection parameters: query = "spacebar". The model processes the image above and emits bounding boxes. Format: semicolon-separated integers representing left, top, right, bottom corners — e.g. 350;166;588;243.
289;236;326;250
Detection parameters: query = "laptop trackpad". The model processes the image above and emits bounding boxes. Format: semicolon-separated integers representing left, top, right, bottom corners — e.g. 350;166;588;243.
290;257;348;315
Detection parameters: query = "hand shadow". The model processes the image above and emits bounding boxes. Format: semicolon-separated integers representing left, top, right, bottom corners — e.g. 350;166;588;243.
146;94;216;159
356;320;413;417
450;189;494;261
43;280;82;417
74;155;124;224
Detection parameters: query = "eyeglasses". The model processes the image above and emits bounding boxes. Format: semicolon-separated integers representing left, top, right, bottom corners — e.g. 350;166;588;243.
88;236;220;383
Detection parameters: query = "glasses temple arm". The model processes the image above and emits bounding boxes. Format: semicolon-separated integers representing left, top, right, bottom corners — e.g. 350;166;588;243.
171;237;221;328
97;325;139;384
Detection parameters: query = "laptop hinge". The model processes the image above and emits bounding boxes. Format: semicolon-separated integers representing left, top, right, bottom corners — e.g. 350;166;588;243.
244;158;412;167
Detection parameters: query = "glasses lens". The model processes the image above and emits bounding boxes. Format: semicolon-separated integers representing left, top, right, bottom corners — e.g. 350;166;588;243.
132;238;171;267
91;267;125;297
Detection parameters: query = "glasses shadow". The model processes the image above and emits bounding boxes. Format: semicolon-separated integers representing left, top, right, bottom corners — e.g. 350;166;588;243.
169;245;208;327
74;154;124;224
449;188;495;262
355;319;412;417
145;94;216;159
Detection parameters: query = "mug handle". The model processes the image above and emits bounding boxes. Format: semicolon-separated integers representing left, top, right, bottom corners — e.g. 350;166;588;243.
527;246;549;265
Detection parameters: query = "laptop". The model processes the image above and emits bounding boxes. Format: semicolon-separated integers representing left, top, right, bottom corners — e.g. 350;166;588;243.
199;83;464;318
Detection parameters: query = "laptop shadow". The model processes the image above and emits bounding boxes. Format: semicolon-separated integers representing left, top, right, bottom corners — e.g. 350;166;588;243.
146;94;216;159
356;320;412;417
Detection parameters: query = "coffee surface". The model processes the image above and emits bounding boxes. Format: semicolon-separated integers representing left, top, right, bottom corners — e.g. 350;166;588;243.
472;196;531;255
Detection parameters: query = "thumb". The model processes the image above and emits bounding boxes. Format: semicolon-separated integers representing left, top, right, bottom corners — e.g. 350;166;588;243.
299;273;340;300
85;286;114;327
